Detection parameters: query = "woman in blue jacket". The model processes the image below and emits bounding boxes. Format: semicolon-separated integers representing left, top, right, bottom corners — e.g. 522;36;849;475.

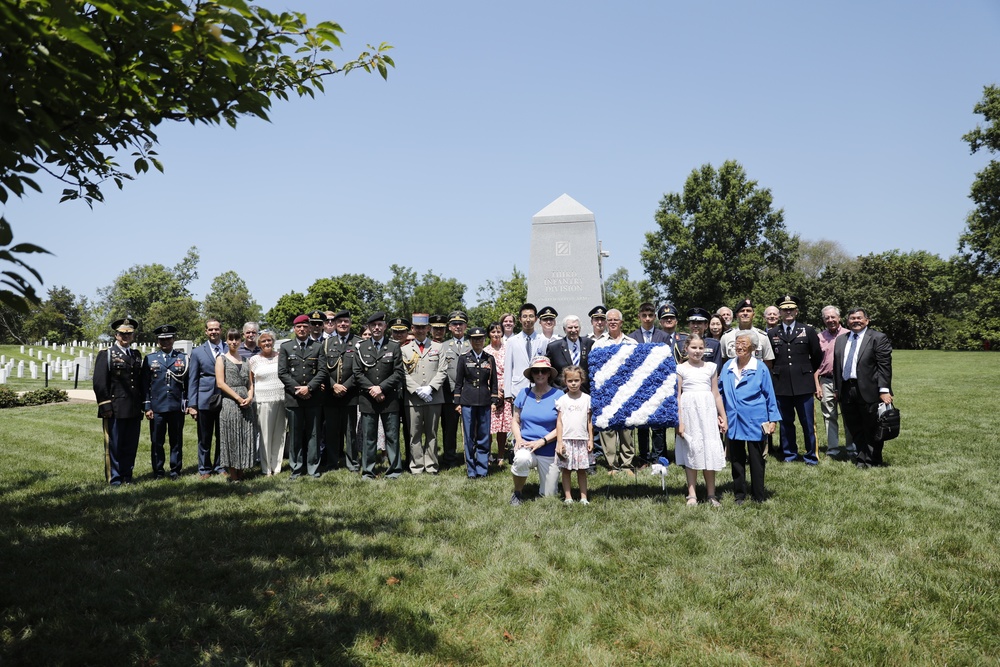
719;331;781;504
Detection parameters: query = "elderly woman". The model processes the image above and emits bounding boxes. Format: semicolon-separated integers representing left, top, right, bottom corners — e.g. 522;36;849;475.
248;330;285;476
509;356;564;505
718;331;781;504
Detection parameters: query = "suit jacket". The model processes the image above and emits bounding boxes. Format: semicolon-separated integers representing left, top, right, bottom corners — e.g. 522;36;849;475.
453;350;498;407
629;327;670;345
353;337;404;413
93;345;144;419
278;338;325;408
401;339;448;406
767;323;822;396
186;341;221;411
319;334;359;406
546;336;594;393
833;328;892;404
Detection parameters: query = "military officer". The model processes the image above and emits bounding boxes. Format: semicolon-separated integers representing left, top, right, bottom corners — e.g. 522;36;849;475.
768;295;823;464
140;324;188;480
429;314;448;343
308;310;326;344
453;327;499;478
537;306;561;353
278;314;326;478
588;305;607;340
658;304;688;362
400;313;448;474
319;310;360;472
687;307;721;366
93;317;144;486
440;310;471;468
354;312;405;479
389;316;412;464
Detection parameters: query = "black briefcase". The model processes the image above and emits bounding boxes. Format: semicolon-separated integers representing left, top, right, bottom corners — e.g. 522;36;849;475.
876;402;900;441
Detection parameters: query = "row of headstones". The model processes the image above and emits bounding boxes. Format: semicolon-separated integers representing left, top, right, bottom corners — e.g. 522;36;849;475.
0;354;94;384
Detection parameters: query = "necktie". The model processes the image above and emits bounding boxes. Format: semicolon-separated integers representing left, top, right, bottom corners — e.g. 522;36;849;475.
341;337;347;346
571;342;579;365
843;333;859;381
299;341;306;354
644;330;651;343
375;340;381;354
525;335;532;361
419;341;425;353
785;325;792;337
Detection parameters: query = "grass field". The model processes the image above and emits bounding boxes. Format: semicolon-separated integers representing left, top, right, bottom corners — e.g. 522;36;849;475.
1;351;998;665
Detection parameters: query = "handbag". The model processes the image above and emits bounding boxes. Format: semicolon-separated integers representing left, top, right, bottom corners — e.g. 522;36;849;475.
208;392;223;412
876;401;900;441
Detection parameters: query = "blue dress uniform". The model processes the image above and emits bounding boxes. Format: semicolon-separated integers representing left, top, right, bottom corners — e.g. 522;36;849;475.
140;325;188;479
93;318;144;486
453;329;499;478
768;295;823;464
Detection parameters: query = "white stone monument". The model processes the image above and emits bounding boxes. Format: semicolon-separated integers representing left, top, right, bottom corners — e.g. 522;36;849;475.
526;194;605;335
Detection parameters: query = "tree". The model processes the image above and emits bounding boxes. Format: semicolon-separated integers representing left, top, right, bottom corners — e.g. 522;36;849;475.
468;266;528;329
23;285;85;343
96;248;200;342
412;271;466;320
202;270;262;331
384;264;417;317
796;239;855;280
603;267;655;332
305;274;386;326
265;291;309;331
146;296;203;342
0;1;393;309
959;85;1000;275
641;160;799;311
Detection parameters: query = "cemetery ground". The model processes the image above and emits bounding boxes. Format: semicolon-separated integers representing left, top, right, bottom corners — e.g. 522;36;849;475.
1;351;997;665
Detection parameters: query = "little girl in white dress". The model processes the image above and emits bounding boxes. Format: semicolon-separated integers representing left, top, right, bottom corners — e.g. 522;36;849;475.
675;334;728;506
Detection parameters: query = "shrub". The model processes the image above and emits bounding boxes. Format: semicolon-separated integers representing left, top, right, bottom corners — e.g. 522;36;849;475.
18;387;69;407
0;387;20;408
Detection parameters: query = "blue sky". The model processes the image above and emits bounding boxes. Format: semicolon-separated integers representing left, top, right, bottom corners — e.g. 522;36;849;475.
5;0;1000;314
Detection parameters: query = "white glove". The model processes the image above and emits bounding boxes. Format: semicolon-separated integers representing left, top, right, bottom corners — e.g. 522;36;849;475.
417;386;433;401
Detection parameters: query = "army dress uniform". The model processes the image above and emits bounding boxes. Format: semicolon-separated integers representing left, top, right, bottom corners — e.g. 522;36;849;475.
453;333;499;478
278;330;327;478
319;327;361;472
140;329;188;479
354;325;405;479
440;312;472;468
401;324;448;475
93;318;144;486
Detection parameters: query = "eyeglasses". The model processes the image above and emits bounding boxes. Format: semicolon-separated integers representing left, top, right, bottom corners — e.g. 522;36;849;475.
531;368;549;374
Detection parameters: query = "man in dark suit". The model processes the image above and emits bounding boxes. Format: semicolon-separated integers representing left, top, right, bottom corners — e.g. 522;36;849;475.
319;310;360;472
93;317;144;486
628;303;670;464
833;307;894;469
279;314;326;478
354;312;405;479
547;315;594;392
186;318;224;478
767;295;823;464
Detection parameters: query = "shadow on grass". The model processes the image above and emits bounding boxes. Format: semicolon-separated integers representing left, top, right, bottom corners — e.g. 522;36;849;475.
0;475;443;665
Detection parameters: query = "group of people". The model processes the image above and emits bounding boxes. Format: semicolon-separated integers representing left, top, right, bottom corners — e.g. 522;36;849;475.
93;294;894;508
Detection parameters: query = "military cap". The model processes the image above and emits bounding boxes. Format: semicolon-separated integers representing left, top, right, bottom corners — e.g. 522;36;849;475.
538;306;558;320
411;313;430;326
309;310;327;323
429;314;447;328
448;310;468;324
686;307;711;322
733;298;754;312
776;295;801;310
588;305;608;320
389;317;411;331
111;317;139;333
657;304;679;320
153;324;178;339
332;309;351;320
468;326;487;338
367;311;387;324
293;314;311;325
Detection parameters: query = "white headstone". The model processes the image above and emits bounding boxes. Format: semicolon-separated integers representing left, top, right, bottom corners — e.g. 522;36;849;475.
19;345;25;353
75;357;91;381
30;364;37;380
17;361;24;378
0;369;6;384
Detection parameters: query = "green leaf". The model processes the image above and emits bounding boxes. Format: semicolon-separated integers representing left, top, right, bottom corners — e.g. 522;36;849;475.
59;27;109;59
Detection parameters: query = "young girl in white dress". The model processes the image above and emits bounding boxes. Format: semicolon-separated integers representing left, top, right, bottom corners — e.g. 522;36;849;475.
675;334;728;506
555;365;594;505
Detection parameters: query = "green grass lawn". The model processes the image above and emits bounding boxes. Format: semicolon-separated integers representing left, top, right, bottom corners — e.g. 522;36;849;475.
1;351;998;665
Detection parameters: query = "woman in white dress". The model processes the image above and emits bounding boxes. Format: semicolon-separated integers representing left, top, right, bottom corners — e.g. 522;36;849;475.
675;334;728;506
248;331;285;475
